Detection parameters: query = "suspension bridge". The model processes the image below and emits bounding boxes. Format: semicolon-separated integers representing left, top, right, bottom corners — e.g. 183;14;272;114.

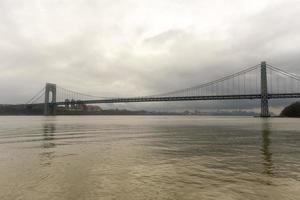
24;61;300;117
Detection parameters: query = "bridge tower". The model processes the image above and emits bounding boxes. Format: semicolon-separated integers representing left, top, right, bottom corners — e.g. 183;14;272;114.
260;61;270;117
44;83;57;115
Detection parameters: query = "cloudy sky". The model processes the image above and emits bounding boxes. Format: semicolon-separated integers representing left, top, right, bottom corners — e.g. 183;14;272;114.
1;0;300;110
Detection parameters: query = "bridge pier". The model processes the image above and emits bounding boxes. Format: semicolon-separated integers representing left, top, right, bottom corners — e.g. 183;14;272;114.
260;61;270;117
44;83;57;116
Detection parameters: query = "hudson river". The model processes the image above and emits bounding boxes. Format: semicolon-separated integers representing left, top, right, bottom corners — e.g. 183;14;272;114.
0;116;299;200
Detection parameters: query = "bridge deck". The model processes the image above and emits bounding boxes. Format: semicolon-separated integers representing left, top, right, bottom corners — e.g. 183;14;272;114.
50;93;300;105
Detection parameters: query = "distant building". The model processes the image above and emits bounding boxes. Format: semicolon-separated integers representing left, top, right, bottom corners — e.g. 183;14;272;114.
86;105;102;112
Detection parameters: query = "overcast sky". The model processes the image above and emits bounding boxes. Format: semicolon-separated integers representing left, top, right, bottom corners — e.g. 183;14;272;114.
1;0;300;110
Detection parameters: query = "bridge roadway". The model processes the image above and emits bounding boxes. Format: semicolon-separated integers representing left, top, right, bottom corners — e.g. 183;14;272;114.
49;93;300;106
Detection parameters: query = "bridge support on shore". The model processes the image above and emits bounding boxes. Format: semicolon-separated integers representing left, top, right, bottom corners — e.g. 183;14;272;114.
44;83;57;116
260;61;270;117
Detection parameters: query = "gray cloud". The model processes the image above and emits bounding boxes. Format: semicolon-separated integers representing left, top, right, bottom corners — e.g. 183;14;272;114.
0;0;300;113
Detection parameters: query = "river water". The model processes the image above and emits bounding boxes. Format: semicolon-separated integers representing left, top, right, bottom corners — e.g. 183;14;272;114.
0;116;299;200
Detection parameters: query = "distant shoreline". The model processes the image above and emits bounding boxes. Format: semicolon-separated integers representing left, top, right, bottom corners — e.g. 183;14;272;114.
0;113;263;117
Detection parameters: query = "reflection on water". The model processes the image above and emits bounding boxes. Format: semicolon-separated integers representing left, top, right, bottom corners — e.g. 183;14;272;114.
40;124;56;167
0;116;299;200
261;120;274;175
42;124;56;149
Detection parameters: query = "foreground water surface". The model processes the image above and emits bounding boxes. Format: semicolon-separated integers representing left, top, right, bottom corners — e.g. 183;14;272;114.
0;116;299;200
